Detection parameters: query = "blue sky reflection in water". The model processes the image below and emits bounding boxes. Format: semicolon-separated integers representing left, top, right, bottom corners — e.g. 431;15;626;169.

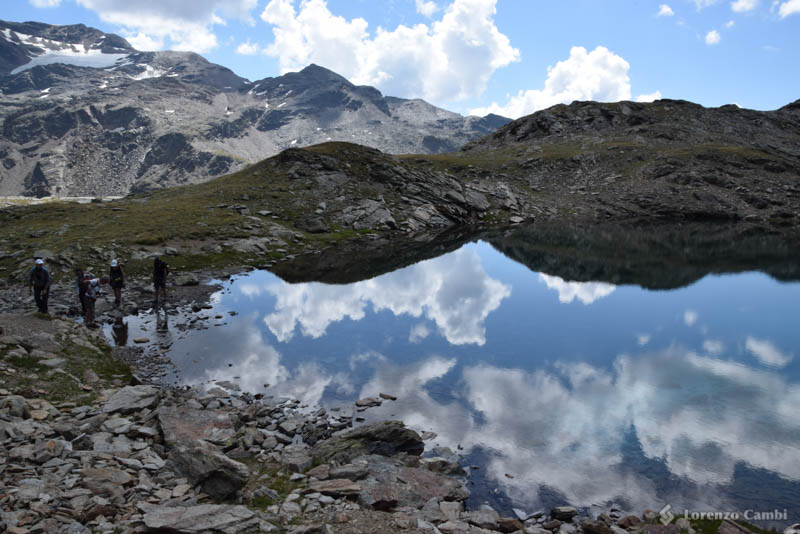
156;242;800;517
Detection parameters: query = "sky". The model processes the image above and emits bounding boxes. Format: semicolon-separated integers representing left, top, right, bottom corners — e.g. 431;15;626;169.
4;0;799;118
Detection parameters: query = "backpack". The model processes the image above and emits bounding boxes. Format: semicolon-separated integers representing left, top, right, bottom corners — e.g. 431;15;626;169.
110;265;123;284
154;258;169;281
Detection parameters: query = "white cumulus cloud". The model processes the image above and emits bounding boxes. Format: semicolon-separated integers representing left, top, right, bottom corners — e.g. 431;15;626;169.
74;0;258;53
745;336;793;368
469;46;643;119
778;0;800;16
259;0;519;104
658;4;676;15
415;0;439;17
636;90;662;102
236;40;261;55
684;309;699;326
705;29;721;44
731;0;759;11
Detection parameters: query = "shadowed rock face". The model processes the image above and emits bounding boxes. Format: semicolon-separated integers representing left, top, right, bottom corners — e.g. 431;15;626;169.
0;19;509;197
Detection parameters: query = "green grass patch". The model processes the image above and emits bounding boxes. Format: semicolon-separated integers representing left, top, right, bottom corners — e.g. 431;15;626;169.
7;354;47;372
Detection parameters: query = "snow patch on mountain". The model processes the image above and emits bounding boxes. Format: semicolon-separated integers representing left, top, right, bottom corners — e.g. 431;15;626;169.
5;29;130;74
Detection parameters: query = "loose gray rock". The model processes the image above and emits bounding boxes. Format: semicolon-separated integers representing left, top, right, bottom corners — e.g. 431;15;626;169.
142;504;259;534
102;385;160;414
159;405;238;446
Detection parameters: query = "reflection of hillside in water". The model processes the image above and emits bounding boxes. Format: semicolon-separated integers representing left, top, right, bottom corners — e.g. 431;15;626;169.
491;221;800;289
272;221;800;289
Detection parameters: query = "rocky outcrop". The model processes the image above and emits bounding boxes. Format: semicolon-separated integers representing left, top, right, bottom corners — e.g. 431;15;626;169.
458;99;800;227
167;440;250;500
311;421;425;464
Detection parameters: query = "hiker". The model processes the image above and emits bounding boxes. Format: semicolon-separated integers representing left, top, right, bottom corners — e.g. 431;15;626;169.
153;256;170;307
82;275;108;328
109;259;126;307
28;259;51;314
75;268;88;316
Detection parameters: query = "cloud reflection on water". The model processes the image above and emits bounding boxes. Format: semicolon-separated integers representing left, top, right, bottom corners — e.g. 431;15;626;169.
539;273;616;304
346;347;800;511
197;316;353;406
184;306;800;513
262;247;511;345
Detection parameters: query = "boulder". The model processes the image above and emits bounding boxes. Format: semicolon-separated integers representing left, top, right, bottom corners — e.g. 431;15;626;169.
311;421;423;464
306;464;330;480
307;479;362;497
329;463;369;481
102;386;160;414
581;520;614;534
497;517;525;533
617;516;642;529
281;444;313;473
396;466;469;507
437;520;471;534
167;441;250;500
297;217;329;234
158;405;238;447
358;477;399;510
142;504;259;534
355;397;382;408
551;506;578;521
463;507;500;530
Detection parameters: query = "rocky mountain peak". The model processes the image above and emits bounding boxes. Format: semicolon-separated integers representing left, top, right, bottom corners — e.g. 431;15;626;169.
0;19;510;198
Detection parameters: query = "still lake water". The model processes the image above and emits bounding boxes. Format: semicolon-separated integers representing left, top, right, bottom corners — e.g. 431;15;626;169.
114;240;800;519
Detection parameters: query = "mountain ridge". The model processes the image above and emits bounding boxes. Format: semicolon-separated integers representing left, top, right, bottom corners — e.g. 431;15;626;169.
0;19;510;198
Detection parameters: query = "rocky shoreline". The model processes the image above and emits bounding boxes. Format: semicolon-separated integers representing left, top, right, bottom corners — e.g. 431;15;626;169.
2;313;798;534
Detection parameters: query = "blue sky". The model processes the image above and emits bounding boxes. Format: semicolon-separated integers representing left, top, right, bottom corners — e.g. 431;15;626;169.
5;0;799;117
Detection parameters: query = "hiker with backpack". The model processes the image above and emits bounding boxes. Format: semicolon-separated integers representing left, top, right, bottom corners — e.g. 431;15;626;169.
109;259;126;307
28;259;52;314
75;268;87;316
75;267;95;316
82;275;108;328
153;256;170;307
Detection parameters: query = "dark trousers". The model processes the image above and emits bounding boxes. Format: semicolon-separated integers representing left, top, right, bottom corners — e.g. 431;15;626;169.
34;287;49;313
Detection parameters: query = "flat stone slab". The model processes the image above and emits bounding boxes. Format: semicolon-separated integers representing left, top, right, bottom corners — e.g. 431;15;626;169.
143;504;258;534
355;397;382;408
158;405;238;446
308;478;362;497
103;385;160;414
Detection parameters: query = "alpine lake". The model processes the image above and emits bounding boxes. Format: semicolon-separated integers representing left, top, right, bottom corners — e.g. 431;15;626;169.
104;222;800;523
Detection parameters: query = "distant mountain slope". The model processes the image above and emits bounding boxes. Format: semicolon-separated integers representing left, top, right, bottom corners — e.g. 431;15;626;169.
0;20;509;197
